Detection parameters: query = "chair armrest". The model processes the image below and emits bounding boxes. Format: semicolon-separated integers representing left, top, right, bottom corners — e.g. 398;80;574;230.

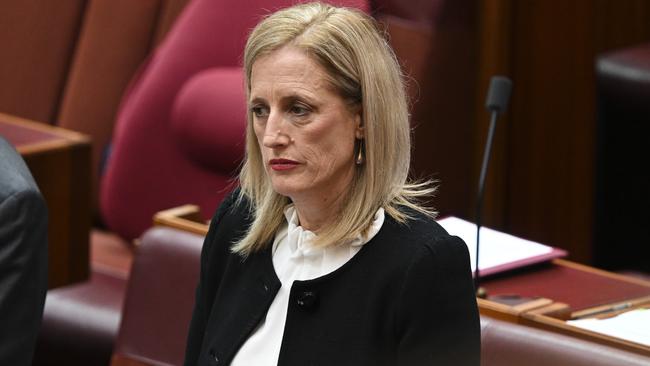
153;205;209;236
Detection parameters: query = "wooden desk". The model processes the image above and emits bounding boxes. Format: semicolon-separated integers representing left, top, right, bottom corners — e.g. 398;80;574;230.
0;113;91;288
479;259;650;356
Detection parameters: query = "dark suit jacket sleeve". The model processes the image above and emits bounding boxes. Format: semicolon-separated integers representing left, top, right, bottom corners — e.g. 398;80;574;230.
184;190;240;366
395;234;480;366
0;190;48;366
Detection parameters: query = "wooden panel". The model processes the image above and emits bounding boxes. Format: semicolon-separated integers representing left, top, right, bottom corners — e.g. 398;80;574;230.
0;113;91;288
506;0;596;262
593;0;650;53
475;0;513;230
398;0;479;218
0;0;86;122
473;0;650;265
57;0;163;213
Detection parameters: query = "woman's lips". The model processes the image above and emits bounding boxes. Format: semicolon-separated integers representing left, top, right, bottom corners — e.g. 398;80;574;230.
269;158;300;171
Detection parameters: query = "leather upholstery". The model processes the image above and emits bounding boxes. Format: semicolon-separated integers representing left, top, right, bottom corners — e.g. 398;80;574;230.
33;269;127;366
480;316;649;366
0;0;85;123
170;67;246;172
597;44;650;113
111;227;204;366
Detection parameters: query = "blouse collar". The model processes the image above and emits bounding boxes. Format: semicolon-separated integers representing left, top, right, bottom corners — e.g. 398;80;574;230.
278;205;385;259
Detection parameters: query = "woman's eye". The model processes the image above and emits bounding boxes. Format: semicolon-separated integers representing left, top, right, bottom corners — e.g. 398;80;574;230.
251;105;269;118
290;104;310;116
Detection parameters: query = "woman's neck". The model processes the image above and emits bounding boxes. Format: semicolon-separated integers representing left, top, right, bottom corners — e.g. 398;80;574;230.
291;190;347;233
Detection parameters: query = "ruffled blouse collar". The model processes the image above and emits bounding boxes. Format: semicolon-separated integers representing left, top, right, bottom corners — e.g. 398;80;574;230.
277;204;385;259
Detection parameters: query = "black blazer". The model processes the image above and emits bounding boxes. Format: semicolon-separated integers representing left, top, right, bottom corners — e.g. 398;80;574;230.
184;191;480;366
0;137;48;366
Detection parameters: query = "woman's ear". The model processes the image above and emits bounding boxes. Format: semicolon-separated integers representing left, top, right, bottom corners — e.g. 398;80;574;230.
354;112;364;139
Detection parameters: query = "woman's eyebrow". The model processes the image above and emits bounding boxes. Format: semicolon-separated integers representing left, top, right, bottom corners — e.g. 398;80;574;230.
282;92;317;104
249;96;267;105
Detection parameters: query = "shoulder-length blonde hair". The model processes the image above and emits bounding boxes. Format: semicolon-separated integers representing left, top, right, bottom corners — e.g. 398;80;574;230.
232;2;435;255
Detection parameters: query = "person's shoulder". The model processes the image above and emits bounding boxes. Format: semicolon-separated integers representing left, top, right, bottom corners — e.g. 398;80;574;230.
0;137;41;200
380;208;468;260
383;207;449;243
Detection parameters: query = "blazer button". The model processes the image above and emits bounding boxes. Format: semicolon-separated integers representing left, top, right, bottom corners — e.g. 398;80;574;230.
209;349;219;364
296;291;318;310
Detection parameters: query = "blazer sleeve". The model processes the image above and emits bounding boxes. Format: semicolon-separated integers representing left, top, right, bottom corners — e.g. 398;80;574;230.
0;190;48;366
183;190;240;366
395;234;480;366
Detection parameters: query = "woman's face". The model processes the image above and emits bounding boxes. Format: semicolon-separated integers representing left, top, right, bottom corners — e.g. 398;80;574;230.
250;46;362;205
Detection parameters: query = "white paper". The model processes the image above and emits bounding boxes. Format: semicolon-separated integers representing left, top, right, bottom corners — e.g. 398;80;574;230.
436;216;554;273
567;309;650;346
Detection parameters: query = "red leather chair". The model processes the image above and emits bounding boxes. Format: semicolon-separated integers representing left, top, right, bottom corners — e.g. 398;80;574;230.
110;227;204;366
34;1;369;365
480;316;649;366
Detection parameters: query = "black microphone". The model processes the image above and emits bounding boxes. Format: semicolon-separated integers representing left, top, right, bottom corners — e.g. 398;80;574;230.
475;76;512;298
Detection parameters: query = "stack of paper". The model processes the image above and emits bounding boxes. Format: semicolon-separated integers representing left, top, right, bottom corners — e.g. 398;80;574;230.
437;216;567;276
567;309;650;346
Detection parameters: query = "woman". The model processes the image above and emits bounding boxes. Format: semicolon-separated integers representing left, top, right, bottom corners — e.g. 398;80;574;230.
184;3;479;365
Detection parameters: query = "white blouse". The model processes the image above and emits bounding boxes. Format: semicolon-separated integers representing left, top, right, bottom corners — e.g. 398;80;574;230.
230;205;385;366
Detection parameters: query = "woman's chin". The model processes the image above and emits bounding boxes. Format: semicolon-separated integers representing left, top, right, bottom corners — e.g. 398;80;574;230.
270;183;301;199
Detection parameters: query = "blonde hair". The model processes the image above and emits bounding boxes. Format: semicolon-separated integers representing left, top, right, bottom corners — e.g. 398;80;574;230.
232;2;435;255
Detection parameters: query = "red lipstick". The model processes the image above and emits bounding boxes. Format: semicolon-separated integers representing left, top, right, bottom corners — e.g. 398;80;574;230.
269;158;300;171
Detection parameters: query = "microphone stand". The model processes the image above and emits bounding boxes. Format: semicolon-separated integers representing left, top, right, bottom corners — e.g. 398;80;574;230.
475;110;498;299
475;76;512;299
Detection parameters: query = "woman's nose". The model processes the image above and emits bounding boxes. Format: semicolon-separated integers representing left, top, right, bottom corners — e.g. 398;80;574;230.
263;129;292;147
262;113;292;148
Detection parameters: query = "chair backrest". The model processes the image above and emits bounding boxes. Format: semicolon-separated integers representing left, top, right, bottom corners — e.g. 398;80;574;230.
110;227;203;366
480;316;649;366
100;0;369;241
